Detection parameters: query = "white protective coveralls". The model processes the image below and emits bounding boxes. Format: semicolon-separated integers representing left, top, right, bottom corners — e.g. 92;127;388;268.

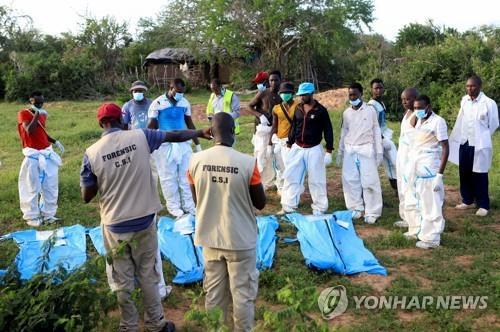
339;103;383;218
448;92;499;173
148;95;195;217
154;142;194;217
252;124;275;190
396;111;417;221
404;112;448;244
280;144;327;214
19;146;61;220
271;135;290;193
368;99;398;180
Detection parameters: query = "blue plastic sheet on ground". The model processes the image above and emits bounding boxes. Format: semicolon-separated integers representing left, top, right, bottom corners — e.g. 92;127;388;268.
256;215;279;270
285;211;387;276
0;225;87;280
157;216;204;284
87;226;106;255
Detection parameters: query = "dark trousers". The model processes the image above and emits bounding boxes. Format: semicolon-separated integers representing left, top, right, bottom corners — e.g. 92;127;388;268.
459;142;490;209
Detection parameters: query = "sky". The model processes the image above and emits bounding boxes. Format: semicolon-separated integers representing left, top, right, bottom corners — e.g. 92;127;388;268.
3;0;500;41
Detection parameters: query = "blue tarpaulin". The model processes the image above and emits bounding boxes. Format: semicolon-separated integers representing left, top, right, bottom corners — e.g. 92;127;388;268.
87;226;106;255
0;225;88;280
256;215;279;270
285;212;387;276
157;216;204;284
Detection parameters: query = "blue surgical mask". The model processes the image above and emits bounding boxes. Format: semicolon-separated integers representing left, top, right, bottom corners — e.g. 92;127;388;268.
349;98;362;106
257;83;266;92
173;92;184;102
133;92;144;101
415;109;427;119
280;93;293;103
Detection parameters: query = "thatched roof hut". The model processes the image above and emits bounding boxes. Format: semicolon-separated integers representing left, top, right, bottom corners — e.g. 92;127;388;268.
144;48;231;89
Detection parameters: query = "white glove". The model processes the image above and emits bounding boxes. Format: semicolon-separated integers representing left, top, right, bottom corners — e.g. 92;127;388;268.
259;114;269;126
54;140;65;154
433;173;443;192
273;143;281;155
266;145;273;158
336;152;343;167
195;144;202;153
324;152;332;166
271;134;280;144
376;153;383;166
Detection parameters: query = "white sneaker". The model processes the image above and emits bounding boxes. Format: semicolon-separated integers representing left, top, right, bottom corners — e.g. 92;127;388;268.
455;203;475;210
312;210;325;216
26;218;42;227
416;241;439;249
364;216;377;224
475;208;489;217
352;210;363;220
394;220;408;228
403;232;417;240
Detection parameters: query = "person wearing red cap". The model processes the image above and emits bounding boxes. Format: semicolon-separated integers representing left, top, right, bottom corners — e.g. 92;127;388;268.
80;103;211;332
17;91;65;227
248;70;282;191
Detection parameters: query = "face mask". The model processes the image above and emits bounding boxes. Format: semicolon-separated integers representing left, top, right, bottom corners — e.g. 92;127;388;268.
173;92;184;102
133;92;144;101
415;108;427;119
349;98;362;106
220;87;226;96
31;105;47;115
257;83;266;92
280;93;293;103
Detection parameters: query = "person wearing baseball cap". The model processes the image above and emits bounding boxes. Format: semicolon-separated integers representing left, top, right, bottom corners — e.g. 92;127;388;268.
122;80;151;130
248;70;282;191
252;71;269;92
279;82;334;216
80;103;211;332
269;82;298;195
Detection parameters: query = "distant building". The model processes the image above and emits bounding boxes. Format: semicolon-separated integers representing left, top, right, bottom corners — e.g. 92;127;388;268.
143;48;231;89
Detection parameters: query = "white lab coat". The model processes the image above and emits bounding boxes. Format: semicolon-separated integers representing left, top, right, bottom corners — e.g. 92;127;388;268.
449;92;499;173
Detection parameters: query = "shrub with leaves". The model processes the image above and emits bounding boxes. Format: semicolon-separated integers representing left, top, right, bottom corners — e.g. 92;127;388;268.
0;256;115;332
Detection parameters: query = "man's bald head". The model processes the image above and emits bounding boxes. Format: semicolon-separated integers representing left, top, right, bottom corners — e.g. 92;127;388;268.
211;112;235;146
401;87;419;111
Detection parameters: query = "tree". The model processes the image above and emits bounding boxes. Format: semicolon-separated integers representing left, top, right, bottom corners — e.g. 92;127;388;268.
144;0;374;84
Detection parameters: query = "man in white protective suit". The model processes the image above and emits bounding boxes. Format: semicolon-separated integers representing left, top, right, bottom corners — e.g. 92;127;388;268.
148;78;201;218
404;95;449;249
337;82;383;224
17;91;65;227
248;70;282;191
449;75;498;217
280;82;334;215
394;88;419;228
269;82;298;195
368;78;398;191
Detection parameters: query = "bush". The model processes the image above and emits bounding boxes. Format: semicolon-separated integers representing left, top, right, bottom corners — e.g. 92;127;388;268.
0;256;115;331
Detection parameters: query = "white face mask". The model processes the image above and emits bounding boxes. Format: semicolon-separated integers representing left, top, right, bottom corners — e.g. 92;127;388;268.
133;92;144;101
349;98;362;106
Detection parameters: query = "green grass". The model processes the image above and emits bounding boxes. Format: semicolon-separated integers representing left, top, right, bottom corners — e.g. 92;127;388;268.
0;100;498;331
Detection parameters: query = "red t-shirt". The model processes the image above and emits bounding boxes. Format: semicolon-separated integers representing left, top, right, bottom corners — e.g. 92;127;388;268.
17;109;50;150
